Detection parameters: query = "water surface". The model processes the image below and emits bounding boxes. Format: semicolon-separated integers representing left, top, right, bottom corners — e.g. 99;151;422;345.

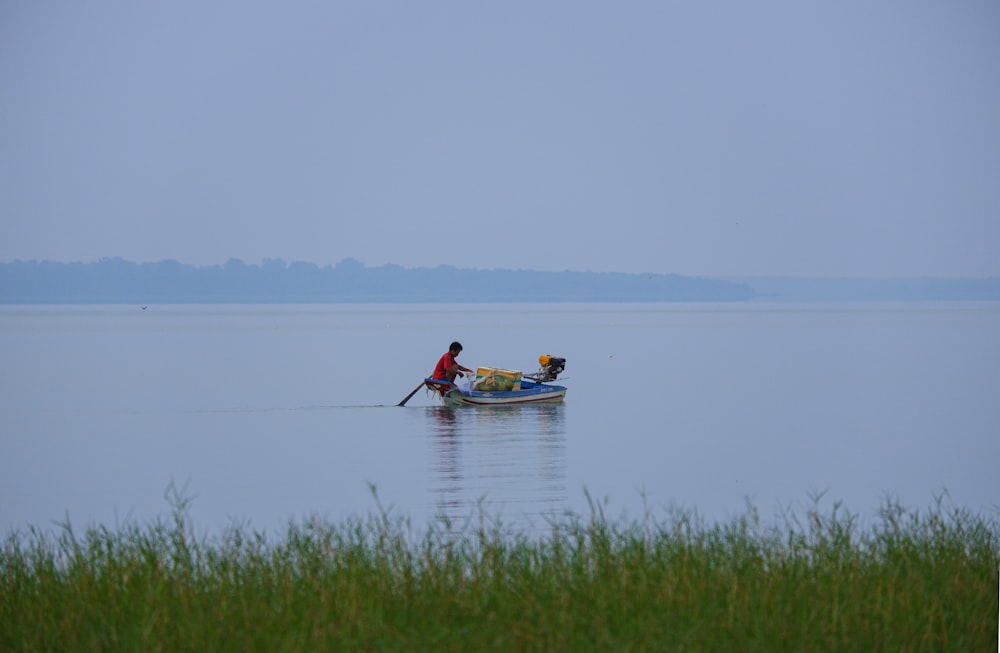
1;302;997;535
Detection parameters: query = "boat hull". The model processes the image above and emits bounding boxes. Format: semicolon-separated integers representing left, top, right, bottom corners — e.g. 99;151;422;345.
425;378;567;407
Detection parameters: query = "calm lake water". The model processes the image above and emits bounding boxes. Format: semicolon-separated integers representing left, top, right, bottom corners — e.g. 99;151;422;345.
1;302;998;536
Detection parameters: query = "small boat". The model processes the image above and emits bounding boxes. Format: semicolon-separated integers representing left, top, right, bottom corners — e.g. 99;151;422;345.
426;378;567;407
425;355;567;407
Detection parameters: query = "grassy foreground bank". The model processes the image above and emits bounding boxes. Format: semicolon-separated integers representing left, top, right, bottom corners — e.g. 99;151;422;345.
2;495;997;652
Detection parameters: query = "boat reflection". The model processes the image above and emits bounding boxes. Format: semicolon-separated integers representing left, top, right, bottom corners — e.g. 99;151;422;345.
425;404;567;529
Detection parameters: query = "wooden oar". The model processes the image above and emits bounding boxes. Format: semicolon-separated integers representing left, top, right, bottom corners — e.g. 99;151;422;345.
397;381;426;407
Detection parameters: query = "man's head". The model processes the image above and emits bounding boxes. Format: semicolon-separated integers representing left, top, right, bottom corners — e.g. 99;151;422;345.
449;341;463;354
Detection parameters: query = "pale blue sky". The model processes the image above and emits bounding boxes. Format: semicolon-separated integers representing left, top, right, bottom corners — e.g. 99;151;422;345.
2;1;998;277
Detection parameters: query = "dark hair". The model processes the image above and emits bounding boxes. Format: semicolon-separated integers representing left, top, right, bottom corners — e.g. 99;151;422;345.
449;341;463;352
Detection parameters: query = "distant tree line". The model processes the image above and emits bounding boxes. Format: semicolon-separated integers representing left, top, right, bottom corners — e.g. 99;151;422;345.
0;258;755;303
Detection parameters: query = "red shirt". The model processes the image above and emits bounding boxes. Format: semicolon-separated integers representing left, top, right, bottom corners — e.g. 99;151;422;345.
433;352;456;380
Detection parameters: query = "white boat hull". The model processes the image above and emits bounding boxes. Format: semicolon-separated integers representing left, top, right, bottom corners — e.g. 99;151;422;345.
426;379;567;407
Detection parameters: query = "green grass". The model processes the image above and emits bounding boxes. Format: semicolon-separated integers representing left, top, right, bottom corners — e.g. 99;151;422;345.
2;491;997;652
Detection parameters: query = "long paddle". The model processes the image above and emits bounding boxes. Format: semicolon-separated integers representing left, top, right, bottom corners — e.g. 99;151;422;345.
397;381;426;407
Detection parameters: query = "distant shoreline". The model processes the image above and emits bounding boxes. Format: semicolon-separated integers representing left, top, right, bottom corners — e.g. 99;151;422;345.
726;276;1000;302
1;258;998;303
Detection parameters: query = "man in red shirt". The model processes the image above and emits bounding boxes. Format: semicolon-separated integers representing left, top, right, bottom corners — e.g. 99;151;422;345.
432;341;473;384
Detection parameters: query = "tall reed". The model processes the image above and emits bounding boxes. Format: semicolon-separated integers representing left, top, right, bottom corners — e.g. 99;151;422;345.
2;492;997;652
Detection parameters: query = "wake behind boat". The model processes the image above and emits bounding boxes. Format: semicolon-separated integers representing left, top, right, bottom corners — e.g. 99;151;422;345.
424;355;567;407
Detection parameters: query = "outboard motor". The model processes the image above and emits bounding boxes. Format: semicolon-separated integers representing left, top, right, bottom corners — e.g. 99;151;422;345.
527;355;565;382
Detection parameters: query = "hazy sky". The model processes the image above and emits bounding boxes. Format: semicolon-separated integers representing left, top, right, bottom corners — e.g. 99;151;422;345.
2;1;998;277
